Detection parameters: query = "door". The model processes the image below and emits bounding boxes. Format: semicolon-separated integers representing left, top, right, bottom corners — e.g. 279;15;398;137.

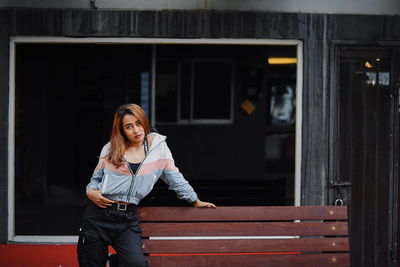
335;47;400;266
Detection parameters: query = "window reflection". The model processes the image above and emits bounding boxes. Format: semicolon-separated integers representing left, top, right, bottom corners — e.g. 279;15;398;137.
341;50;390;90
362;71;389;87
365;72;377;86
265;61;297;205
270;84;296;125
379;72;390;86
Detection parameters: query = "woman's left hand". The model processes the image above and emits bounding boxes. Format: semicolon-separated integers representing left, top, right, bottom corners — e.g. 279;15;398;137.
193;199;216;208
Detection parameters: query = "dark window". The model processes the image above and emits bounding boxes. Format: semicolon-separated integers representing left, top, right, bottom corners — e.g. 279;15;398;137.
155;46;234;124
181;61;191;120
265;59;297;205
193;61;232;120
15;44;151;235
14;43;297;236
155;60;178;122
151;44;297;207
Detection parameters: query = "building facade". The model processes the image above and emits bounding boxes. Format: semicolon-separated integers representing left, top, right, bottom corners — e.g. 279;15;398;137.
1;1;400;266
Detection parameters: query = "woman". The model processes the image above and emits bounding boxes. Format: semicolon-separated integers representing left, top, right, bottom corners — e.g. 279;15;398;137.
78;104;216;267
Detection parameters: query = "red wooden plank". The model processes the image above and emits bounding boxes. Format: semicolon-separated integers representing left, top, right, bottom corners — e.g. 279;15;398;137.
142;237;349;253
0;244;78;267
138;206;348;221
146;253;350;267
141;222;348;237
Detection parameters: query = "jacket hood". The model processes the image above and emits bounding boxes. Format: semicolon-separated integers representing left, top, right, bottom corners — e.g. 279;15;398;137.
147;132;166;150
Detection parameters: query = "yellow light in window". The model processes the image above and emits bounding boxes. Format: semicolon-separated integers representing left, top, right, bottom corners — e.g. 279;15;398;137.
376;58;381;62
268;57;297;65
365;61;373;68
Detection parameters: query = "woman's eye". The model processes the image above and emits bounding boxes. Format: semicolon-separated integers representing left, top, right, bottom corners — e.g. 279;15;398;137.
126;125;132;129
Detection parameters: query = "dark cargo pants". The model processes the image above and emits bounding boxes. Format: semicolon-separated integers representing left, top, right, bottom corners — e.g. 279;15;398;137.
77;202;147;267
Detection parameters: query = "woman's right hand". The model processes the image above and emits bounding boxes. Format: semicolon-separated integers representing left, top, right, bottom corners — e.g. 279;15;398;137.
87;189;114;208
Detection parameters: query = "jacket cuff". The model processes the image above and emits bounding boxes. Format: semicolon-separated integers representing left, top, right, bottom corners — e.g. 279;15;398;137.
86;185;98;195
187;192;198;204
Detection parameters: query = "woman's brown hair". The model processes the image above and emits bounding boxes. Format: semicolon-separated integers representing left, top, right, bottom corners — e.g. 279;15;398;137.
105;104;150;166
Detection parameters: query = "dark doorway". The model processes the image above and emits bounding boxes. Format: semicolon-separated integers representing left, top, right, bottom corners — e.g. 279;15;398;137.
336;47;400;266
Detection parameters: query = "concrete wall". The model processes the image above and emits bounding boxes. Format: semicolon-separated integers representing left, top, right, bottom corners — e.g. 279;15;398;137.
1;0;400;15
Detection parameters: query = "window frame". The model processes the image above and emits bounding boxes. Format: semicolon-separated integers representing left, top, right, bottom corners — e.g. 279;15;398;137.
156;58;235;125
8;36;303;243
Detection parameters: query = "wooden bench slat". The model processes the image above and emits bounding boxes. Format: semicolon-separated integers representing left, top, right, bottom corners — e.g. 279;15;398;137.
141;222;348;236
143;237;349;253
138;206;348;221
146;253;350;267
138;206;350;266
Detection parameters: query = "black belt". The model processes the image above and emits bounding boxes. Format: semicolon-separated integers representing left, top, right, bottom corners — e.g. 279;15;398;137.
108;202;137;212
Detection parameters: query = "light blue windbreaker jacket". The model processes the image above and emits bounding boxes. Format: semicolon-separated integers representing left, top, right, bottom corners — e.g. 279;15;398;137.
86;133;198;205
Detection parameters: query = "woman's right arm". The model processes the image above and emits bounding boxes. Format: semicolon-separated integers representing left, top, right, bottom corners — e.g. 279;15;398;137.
86;144;114;208
87;188;114;208
85;157;105;195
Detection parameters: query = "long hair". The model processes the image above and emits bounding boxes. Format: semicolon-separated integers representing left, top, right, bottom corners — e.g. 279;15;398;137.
105;104;150;166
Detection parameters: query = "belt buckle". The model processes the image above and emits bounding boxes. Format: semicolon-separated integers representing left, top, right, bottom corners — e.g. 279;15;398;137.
117;203;127;211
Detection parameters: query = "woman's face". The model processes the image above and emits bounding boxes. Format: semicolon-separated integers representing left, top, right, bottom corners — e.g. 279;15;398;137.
122;114;145;144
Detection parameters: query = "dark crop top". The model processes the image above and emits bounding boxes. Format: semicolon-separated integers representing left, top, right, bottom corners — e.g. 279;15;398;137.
127;138;148;174
128;162;140;174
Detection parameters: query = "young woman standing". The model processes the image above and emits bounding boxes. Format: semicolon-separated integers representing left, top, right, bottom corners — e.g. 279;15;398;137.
77;104;215;267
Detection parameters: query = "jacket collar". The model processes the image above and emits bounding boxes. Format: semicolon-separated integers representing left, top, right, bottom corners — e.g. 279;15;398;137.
147;132;166;150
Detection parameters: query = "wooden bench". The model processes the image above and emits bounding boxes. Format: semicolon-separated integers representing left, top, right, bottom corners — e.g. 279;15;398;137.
137;206;350;267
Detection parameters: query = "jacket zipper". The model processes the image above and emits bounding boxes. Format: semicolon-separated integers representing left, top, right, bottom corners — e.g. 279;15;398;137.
125;139;164;202
125;162;136;202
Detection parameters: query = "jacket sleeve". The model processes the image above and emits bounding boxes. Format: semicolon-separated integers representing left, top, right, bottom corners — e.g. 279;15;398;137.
160;143;198;203
86;143;109;194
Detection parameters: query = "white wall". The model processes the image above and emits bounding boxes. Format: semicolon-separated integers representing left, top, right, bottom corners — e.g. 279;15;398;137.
1;0;400;15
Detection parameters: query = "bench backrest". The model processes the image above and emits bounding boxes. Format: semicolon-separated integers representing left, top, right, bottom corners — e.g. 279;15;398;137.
137;206;349;267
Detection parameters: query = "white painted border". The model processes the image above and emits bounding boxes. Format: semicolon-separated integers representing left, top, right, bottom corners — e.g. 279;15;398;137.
12;236;78;243
295;42;303;207
8;37;16;242
8;36;303;242
151;44;156;127
13;37;302;45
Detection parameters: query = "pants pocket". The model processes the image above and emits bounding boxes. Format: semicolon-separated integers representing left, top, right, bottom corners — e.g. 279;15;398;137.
77;227;107;267
77;227;85;253
128;223;143;234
